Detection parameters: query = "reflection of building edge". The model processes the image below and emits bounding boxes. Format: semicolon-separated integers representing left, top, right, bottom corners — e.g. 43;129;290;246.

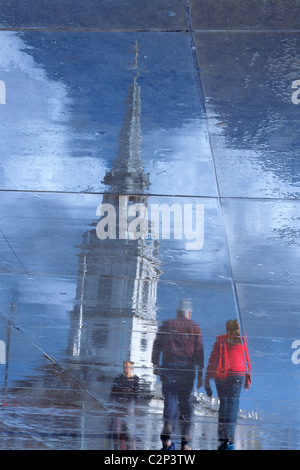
69;70;161;392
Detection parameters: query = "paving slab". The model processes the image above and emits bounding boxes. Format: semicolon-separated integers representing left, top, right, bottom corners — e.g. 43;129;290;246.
0;0;188;30
193;31;300;199
189;0;300;31
0;31;217;197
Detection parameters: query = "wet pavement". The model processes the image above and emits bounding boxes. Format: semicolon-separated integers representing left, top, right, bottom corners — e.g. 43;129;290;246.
0;0;299;451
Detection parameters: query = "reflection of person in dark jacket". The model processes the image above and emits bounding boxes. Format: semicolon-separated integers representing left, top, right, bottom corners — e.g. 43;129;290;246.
111;361;140;400
109;361;141;450
204;320;251;450
152;300;204;450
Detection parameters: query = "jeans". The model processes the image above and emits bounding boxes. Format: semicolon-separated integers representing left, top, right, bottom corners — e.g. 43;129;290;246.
160;365;195;443
215;374;244;442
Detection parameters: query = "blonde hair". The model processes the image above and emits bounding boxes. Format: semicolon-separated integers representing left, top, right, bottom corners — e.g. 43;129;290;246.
226;320;241;342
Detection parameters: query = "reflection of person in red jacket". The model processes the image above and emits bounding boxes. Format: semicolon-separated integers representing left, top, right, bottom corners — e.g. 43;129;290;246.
204;320;251;450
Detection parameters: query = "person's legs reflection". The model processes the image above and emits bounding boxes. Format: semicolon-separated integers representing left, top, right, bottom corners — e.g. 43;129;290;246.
215;375;244;449
161;366;195;450
161;370;177;449
177;368;194;449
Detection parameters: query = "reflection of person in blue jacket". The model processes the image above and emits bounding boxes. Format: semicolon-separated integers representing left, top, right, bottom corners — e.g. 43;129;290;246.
152;300;204;450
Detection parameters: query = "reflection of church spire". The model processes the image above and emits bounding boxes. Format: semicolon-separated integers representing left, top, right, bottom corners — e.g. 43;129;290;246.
103;77;149;194
103;44;149;195
69;42;161;391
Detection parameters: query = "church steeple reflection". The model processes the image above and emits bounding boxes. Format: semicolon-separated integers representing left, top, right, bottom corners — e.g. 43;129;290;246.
69;42;161;391
103;73;149;195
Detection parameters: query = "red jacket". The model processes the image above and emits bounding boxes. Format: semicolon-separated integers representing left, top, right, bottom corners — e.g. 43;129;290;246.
152;317;204;370
205;334;251;384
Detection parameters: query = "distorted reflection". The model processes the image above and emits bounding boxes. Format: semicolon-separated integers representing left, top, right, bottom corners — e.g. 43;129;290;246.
109;361;141;450
69;43;162;438
197;33;300;199
204;319;251;450
111;361;141;398
152;300;204;450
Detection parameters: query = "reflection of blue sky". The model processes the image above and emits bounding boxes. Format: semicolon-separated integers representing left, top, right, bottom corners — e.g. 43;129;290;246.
0;31;211;195
207;115;300;199
198;32;300;200
223;199;300;286
143;121;217;196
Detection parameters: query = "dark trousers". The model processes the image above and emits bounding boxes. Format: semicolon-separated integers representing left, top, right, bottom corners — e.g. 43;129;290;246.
215;374;244;443
161;366;195;444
